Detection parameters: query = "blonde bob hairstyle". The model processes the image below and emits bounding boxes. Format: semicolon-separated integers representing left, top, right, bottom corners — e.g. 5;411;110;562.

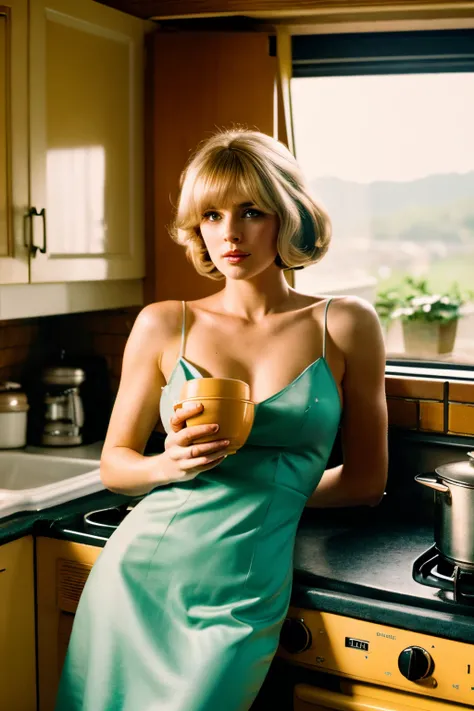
170;129;332;280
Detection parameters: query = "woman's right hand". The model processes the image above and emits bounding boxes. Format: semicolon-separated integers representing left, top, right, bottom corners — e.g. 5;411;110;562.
161;402;230;484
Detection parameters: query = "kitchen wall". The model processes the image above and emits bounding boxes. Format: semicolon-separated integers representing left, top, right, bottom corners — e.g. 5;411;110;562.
0;308;143;445
0;308;138;391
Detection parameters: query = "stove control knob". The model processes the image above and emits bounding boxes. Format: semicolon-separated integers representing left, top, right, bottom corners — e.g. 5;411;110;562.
398;646;434;681
279;618;312;655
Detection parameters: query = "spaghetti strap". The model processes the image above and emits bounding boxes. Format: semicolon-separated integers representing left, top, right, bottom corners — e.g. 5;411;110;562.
322;298;333;360
179;301;187;359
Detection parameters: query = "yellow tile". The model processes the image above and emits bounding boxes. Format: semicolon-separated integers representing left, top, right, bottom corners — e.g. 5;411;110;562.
449;381;474;404
385;376;444;401
448;403;474;436
419;402;444;432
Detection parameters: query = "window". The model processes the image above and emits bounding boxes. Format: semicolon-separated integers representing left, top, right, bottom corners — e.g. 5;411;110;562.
291;30;474;368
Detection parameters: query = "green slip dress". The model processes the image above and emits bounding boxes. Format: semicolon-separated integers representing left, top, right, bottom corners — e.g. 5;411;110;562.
55;298;341;711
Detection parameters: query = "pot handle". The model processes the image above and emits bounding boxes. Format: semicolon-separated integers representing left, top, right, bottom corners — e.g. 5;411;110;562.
414;474;450;494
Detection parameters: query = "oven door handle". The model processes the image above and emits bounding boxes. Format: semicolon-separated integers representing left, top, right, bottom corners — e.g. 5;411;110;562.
294;683;454;711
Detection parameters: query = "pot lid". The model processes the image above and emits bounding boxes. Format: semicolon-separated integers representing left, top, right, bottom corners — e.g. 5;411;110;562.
436;452;474;486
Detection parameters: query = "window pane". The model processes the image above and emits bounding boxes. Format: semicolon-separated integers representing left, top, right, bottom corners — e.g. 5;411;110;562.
292;73;474;365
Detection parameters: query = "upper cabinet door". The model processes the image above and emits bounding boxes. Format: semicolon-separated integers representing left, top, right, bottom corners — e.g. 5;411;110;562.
0;0;29;284
29;0;146;283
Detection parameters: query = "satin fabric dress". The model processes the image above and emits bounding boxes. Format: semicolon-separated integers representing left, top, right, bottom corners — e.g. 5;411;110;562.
55;299;341;711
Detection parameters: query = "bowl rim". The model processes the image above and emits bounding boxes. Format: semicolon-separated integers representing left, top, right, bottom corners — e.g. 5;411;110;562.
173;396;255;410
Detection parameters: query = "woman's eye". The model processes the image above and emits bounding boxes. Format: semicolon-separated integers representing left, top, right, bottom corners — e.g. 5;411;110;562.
202;211;220;221
243;209;263;218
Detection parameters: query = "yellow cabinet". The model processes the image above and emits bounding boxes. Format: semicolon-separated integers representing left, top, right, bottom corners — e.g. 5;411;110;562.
1;0;149;304
0;536;36;711
0;1;29;285
36;536;101;711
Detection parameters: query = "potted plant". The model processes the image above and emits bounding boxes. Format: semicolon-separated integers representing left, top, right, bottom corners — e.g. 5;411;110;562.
375;277;471;357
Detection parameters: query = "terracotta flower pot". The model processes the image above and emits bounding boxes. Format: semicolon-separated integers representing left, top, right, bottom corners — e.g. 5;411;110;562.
402;319;458;357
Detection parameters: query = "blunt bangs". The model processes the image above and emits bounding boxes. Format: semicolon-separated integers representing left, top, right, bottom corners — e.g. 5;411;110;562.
178;148;276;232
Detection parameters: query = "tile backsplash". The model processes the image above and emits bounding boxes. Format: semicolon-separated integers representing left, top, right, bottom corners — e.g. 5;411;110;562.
0;320;40;383
0;307;139;390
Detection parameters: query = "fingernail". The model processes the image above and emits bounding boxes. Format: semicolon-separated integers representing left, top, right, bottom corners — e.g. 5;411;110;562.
212;424;219;432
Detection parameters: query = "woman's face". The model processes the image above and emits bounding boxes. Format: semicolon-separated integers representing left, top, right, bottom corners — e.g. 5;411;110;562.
199;194;280;280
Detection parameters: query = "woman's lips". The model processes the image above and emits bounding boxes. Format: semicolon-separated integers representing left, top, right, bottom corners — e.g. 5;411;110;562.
223;253;250;264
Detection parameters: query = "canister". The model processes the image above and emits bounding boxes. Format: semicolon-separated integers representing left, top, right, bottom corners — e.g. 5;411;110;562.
0;382;30;448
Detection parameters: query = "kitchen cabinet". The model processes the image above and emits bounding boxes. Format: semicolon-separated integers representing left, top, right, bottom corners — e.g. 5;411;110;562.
0;0;150;317
0;535;36;711
36;536;100;711
0;1;29;285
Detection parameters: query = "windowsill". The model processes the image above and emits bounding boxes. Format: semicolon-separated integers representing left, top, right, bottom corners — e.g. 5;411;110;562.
386;362;474;381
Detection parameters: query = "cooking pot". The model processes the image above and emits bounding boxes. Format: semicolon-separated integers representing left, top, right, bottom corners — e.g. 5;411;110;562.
415;452;474;570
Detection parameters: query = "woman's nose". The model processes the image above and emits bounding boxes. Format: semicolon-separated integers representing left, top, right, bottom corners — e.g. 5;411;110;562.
223;216;242;243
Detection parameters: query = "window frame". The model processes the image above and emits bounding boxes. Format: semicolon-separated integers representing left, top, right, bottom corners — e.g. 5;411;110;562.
292;28;474;380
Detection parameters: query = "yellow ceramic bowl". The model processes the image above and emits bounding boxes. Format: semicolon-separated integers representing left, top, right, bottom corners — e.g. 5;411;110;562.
180;377;250;402
174;396;255;455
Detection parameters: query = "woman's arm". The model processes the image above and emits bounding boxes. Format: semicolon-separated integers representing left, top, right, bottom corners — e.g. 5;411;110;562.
100;301;230;496
307;297;388;508
99;302;172;496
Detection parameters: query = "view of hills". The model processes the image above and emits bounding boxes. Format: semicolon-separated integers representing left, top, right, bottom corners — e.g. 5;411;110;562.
310;171;474;244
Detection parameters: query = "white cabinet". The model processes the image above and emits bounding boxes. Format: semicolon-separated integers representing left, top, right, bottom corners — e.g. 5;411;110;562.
0;0;149;314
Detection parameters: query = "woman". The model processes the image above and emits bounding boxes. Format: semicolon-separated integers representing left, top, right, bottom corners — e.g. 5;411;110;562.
55;129;387;711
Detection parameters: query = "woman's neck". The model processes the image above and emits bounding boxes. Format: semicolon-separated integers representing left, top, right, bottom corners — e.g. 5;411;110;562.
219;270;295;322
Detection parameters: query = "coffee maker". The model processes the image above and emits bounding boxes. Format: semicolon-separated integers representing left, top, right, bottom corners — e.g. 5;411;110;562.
40;366;85;446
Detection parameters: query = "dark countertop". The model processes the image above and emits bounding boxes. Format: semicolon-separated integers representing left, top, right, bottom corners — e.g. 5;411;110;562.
0;489;131;545
3;443;474;644
43;495;474;644
292;505;474;644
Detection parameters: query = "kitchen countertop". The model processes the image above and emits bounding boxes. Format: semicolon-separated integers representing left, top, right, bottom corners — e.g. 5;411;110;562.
293;505;474;643
44;495;474;644
2;443;474;644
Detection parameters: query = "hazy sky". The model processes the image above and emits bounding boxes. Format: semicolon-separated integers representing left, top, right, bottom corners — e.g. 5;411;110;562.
291;73;474;184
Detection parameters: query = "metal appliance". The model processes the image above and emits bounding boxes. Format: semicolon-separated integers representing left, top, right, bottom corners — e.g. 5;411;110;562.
40;366;85;446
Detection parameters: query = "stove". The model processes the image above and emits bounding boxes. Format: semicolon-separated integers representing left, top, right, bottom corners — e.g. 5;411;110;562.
413;544;474;605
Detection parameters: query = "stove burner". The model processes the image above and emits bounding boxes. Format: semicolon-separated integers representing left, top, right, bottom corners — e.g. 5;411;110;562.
413;545;474;604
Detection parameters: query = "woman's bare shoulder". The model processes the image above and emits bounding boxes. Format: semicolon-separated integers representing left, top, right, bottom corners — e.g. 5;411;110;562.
325;294;379;320
129;300;184;353
323;295;384;355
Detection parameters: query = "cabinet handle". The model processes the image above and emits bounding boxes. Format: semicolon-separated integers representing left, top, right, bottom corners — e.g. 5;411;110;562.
27;207;47;257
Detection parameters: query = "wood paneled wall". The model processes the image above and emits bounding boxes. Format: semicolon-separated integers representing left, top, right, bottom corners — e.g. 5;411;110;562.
145;29;277;304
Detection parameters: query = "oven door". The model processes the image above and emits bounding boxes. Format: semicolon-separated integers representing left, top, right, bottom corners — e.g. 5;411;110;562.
295;681;465;711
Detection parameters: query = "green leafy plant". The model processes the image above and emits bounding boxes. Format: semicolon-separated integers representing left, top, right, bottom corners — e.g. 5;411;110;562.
375;277;472;326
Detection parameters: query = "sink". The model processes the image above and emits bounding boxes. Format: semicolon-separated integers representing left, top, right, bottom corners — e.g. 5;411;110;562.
0;451;104;519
